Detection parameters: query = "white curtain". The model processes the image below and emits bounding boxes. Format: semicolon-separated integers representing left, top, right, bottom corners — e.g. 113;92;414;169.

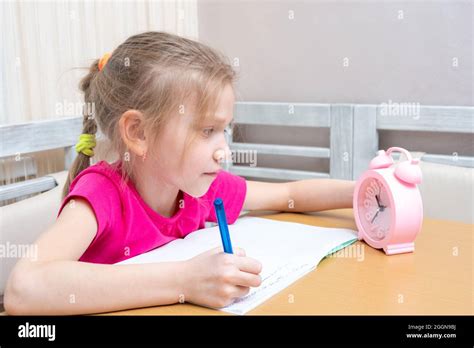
0;0;198;203
1;0;198;125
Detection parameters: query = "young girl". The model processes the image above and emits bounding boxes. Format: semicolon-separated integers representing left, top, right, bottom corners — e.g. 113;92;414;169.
4;31;355;315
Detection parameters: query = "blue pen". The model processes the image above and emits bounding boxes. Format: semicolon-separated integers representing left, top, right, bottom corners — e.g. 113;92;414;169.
213;198;233;254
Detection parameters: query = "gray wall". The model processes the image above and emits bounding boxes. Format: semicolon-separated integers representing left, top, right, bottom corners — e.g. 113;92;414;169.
198;0;473;223
198;0;472;106
198;0;473;161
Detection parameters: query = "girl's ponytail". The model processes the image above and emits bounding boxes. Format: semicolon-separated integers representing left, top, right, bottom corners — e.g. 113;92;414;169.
62;59;100;199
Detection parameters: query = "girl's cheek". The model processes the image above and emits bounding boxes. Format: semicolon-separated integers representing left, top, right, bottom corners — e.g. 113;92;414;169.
186;144;207;167
196;139;213;156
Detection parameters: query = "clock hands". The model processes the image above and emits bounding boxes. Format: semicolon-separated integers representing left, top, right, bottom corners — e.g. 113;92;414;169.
371;194;386;223
371;209;380;223
375;194;386;211
375;194;380;207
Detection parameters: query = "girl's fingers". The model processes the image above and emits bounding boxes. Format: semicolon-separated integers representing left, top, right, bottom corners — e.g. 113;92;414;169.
232;270;262;288
208;247;245;256
205;246;223;255
232;285;250;299
234;247;246;257
235;256;262;274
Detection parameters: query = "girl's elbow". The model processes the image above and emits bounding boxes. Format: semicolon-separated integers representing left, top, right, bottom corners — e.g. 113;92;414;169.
4;292;24;315
4;268;36;315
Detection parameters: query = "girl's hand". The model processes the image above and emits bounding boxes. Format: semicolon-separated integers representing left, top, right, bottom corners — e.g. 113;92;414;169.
182;247;262;308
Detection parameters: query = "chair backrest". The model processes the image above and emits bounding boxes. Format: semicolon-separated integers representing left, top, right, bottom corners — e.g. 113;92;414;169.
1;103;472;203
229;102;473;181
229;102;345;180
352;104;473;179
0;116;82;202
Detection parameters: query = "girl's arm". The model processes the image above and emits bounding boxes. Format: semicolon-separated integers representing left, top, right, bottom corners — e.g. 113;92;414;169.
243;179;356;212
6;260;187;315
4;198;187;315
5;198;261;315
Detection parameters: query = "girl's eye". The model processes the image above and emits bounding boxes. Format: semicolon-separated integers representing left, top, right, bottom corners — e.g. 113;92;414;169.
203;128;214;137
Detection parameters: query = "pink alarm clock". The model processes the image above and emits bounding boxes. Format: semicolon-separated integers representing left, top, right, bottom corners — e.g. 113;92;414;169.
353;147;423;255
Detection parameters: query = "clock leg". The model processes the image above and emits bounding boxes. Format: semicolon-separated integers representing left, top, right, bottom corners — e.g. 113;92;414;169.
383;242;415;255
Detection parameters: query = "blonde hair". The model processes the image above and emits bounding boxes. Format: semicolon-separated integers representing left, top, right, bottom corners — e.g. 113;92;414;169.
62;31;236;199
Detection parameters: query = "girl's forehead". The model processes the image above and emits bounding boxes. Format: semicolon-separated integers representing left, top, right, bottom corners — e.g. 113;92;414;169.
213;111;231;122
187;84;234;124
206;112;234;126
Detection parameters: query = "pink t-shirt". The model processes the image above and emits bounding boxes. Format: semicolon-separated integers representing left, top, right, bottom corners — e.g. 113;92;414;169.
57;160;247;264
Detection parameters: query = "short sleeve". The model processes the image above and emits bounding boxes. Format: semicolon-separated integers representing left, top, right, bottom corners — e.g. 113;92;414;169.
57;172;121;240
206;170;247;224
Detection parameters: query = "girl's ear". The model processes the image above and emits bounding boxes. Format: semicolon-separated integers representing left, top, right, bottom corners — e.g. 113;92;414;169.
119;110;148;157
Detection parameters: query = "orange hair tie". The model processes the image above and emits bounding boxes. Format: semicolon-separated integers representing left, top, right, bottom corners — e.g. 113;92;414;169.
98;52;111;71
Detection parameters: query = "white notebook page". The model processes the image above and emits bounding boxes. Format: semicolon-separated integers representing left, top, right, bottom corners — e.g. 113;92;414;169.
117;216;357;314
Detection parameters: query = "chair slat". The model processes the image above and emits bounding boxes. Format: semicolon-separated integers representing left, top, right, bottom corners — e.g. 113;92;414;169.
229;166;330;181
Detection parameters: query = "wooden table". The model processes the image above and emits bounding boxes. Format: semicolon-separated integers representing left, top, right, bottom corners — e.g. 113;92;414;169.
101;209;473;315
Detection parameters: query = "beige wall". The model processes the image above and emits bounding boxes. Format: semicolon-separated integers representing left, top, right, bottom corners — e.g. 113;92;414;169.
198;0;472;106
197;0;473;222
198;0;472;156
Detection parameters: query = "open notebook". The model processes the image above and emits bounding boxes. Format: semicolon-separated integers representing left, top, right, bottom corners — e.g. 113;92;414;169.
117;216;358;315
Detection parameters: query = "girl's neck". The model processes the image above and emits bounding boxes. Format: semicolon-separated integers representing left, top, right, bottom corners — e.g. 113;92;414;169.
127;162;182;218
136;176;182;218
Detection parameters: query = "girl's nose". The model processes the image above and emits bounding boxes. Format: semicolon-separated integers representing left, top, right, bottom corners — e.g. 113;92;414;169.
213;146;231;164
213;149;225;164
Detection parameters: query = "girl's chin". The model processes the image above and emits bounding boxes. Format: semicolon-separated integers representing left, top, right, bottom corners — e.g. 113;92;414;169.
186;176;216;197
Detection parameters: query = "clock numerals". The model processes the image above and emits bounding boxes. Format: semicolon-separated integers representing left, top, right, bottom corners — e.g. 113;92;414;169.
360;179;390;241
377;227;389;239
368;224;387;240
365;180;381;200
365;211;374;222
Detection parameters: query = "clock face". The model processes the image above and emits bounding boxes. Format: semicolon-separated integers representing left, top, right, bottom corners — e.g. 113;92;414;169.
357;177;392;241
